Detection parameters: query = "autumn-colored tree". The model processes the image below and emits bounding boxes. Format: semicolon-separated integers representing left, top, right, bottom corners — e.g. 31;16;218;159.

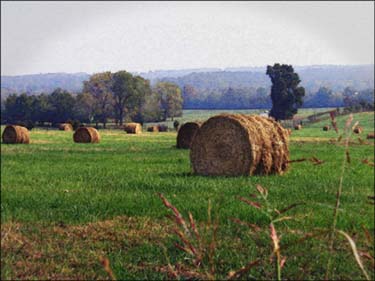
154;82;183;121
83;72;113;128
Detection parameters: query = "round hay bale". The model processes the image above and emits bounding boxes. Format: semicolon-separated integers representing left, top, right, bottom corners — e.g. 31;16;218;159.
59;123;73;131
73;127;100;143
367;132;374;139
158;124;168;132
124;123;142;134
147;126;159;132
190;114;289;176
2;125;30;144
353;126;363;134
323;125;330;131
294;124;302;130
177;122;201;149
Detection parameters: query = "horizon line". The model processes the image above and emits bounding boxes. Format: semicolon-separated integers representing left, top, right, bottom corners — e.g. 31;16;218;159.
1;63;374;77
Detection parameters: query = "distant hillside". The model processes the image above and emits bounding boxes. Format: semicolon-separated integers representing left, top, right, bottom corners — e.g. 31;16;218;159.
1;65;373;101
160;64;374;93
1;72;90;99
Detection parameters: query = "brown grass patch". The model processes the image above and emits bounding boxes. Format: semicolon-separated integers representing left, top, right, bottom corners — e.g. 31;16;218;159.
30;139;54;144
1;216;171;280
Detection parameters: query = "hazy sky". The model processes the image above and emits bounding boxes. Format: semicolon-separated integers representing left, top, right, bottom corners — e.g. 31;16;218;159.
1;1;374;75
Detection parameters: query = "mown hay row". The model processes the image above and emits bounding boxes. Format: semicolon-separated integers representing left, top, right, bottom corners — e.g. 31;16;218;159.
59;123;73;131
190;114;289;176
73;127;100;143
176;122;201;149
124;123;142;134
2;125;30;144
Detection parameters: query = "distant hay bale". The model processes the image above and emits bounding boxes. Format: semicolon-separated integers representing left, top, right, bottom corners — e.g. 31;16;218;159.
294;124;302;130
73;127;100;143
323;125;330;131
367;132;374;139
124;123;142;134
190;114;289;176
176;122;201;149
2;125;30;144
353;126;363;134
158;124;168;132
59;123;73;131
147;126;159;132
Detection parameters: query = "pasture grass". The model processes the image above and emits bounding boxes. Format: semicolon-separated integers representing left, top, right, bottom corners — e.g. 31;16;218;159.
1;111;374;280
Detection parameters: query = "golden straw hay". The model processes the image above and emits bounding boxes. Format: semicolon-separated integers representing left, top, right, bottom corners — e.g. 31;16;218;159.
158;124;168;132
286;128;292;136
2;125;30;144
190;114;290;176
353;126;363;134
73;127;100;143
147;126;159;132
176;122;201;149
323;125;330;131
59;123;73;131
294;124;302;130
124;123;142;134
367;132;375;139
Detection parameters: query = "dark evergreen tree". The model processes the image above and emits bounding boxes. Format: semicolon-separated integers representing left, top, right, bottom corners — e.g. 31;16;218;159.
266;64;305;120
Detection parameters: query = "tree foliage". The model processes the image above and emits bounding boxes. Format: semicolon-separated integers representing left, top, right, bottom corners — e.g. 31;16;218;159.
266;64;305;120
1;70;183;127
153;82;183;121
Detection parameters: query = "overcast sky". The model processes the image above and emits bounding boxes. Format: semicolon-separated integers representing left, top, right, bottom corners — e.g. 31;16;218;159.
1;1;374;76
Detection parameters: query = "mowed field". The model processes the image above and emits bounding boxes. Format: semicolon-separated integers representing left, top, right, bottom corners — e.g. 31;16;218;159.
1;111;374;280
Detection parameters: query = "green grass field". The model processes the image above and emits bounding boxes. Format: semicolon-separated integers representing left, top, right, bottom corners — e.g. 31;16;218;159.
147;108;336;128
1;111;374;280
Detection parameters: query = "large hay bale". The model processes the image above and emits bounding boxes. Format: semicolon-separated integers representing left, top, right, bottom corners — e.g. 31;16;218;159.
353;126;363;134
147;126;159;132
176;122;201;149
190;114;289;176
59;123;73;131
158;124;168;132
323;125;330;131
2;125;30;144
124;123;142;134
73;127;100;143
294;124;302;130
367;132;375;139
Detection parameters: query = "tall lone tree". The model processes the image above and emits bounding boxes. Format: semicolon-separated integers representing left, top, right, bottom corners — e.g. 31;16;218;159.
266;64;305;120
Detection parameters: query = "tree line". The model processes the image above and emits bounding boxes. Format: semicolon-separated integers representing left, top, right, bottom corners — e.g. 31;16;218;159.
1;71;183;128
181;84;374;110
